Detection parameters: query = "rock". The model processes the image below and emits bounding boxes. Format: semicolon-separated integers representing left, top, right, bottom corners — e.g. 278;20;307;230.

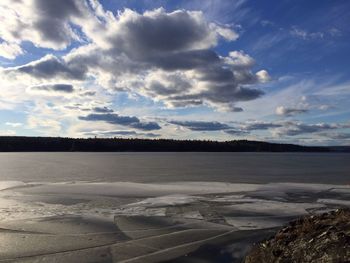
244;209;350;263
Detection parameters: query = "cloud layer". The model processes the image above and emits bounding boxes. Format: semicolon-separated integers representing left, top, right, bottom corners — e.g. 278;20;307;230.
79;113;161;131
1;1;269;112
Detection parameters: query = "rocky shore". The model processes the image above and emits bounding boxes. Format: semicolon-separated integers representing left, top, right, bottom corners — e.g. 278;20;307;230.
244;209;350;263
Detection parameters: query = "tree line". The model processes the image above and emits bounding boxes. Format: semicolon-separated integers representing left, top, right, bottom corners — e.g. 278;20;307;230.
0;136;332;152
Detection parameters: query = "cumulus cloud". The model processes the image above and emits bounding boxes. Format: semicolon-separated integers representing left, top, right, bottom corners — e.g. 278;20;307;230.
105;8;236;58
1;5;269;112
79;113;161;131
256;70;271;83
0;1;277;139
5;55;86;80
0;0;85;50
276;106;309;116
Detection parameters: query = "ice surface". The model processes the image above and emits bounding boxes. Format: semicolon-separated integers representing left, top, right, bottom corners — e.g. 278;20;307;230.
0;180;350;262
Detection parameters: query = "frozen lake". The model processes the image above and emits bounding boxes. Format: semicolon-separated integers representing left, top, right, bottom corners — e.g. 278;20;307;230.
0;152;349;183
0;152;349;262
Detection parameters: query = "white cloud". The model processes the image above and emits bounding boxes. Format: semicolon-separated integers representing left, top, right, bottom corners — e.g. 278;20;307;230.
224;51;255;69
5;122;22;127
27;115;62;135
256;70;271;83
289;26;342;41
0;42;24;59
0;130;16;136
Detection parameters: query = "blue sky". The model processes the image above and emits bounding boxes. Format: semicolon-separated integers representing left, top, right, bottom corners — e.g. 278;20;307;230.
0;0;349;145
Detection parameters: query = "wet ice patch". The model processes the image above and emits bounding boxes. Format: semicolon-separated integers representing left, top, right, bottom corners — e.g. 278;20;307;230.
317;199;350;206
225;200;325;216
114;194;207;218
126;195;203;208
0;181;27;191
224;215;294;230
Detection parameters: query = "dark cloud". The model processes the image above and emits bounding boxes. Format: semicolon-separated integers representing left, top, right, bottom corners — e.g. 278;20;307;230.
131;121;162;131
33;0;83;46
167;99;203;107
64;103;90;111
164;85;263;110
34;0;82;19
233;87;265;101
276;106;309;116
224;129;249;135
146;76;191;96
79;113;161;131
232;107;243;112
12;55;86;80
83;130;160;138
147;81;181;96
93;107;114;113
29;83;74;93
108;8;225;59
80;91;96;96
150;49;221;71
196;66;234;82
243;121;283;130
170;120;231;131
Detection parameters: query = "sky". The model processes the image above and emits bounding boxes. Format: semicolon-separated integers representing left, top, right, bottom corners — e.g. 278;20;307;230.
0;0;349;145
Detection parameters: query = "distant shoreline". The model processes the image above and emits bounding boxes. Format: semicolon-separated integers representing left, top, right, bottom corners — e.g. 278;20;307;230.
0;136;348;152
